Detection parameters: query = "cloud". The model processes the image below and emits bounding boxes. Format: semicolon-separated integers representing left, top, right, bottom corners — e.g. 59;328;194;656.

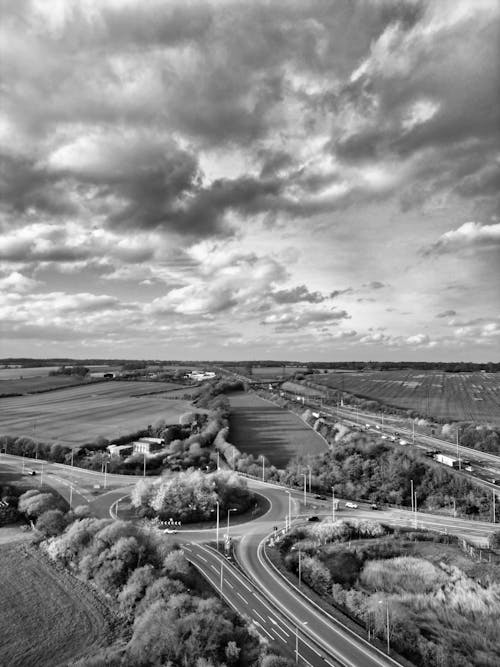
272;284;327;304
363;281;387;290
436;309;457;318
260;307;349;331
422;222;500;256
0;271;40;293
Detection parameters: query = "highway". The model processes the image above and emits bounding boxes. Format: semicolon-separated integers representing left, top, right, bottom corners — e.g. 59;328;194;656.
2;453;498;666
183;542;343;666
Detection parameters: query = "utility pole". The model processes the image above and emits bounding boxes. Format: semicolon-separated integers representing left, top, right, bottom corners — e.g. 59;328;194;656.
261;455;265;482
411;479;414;513
303;473;307;507
414;492;418;528
332;487;336;522
298;547;302;587
493;492;496;524
386;602;390;654
216;501;220;550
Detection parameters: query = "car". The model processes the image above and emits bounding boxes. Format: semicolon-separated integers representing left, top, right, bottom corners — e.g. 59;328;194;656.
315;495;327;500
164;528;177;534
370;504;379;510
380;435;387;440
27;470;36;475
394;431;400;436
389;436;396;442
345;502;358;509
399;439;408;445
307;516;320;522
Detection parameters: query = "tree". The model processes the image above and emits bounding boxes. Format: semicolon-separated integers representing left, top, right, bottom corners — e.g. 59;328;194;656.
488;530;500;550
18;491;60;518
36;509;67;537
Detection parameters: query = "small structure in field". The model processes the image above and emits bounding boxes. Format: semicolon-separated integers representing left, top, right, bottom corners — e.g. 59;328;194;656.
133;437;164;455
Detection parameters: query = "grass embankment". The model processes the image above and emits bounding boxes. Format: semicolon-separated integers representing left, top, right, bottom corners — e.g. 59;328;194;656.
0;542;114;667
274;520;500;667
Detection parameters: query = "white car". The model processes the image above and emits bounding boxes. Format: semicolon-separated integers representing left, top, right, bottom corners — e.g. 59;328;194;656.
345;502;358;509
399;439;408;445
164;528;177;534
381;435;387;439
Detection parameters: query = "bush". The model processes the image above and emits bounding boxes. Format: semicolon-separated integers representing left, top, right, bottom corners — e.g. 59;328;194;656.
35;509;68;537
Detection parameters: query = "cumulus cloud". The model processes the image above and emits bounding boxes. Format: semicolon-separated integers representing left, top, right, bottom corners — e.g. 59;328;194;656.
436;309;457;318
423;222;500;256
272;284;327;304
0;271;39;294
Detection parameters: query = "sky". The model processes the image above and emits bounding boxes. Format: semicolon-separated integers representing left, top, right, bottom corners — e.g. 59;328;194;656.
0;0;499;362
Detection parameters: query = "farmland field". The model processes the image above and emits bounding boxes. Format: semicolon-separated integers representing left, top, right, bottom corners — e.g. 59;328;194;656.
0;543;112;666
0;366;60;380
0;375;92;396
0;381;193;445
250;365;307;378
228;391;328;467
311;371;500;424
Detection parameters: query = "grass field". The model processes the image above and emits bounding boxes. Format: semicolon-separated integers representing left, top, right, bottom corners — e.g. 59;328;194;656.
0;543;112;667
0;375;92;396
228;391;328;467
0;367;60;380
0;381;193;445
312;371;500;424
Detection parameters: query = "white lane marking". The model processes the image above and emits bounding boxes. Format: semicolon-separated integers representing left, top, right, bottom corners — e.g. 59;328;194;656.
226;580;233;589
254;621;274;640
237;592;247;604
271;626;288;642
197;555;207;563
254;610;266;623
210;564;218;573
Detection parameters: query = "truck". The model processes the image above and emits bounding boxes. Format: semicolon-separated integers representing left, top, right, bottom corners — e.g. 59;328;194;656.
435;453;460;469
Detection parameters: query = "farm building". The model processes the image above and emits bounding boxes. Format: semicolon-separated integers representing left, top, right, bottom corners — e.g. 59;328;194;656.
133;437;164;455
90;371;116;379
107;444;133;458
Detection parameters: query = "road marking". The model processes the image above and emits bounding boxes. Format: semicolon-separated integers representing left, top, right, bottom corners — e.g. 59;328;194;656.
237;592;247;604
226;580;233;589
254;621;273;640
254;610;266;623
271;626;288;642
210;564;218;573
197;555;207;563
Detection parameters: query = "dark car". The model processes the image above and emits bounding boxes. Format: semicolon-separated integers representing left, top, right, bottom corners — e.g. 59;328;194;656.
307;516;320;522
315;495;327;500
370;504;379;510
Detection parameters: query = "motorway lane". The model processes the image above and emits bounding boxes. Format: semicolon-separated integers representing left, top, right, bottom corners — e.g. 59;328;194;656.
183;542;339;667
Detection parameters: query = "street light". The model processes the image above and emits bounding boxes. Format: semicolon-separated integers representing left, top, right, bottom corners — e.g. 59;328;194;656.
303;473;307;507
261;455;265;482
286;490;292;531
332;486;336;523
295;621;308;663
378;600;390;654
226;507;237;537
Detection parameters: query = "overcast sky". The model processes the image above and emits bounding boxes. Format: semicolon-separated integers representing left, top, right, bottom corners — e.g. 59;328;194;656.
1;0;499;361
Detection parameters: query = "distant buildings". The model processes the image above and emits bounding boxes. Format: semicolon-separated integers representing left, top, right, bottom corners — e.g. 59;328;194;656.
107;444;133;457
132;437;164;455
184;371;217;381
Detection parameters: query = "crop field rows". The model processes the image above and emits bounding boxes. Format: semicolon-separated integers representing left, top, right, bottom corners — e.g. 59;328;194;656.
0;381;192;445
0;544;110;667
312;371;500;424
228;391;328;467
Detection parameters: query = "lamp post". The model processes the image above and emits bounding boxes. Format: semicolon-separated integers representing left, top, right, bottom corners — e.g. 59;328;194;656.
286;490;292;531
226;507;237;538
216;501;220;550
295;621;308;663
261;455;265;482
303;473;307;507
298;547;302;587
332;486;336;523
379;600;390;654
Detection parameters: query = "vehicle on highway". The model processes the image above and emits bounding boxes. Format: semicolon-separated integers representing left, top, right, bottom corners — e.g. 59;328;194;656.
465;466;473;472
26;470;36;475
314;495;327;500
399;439;408;445
164;528;177;534
380;434;387;439
307;516;320;522
394;431;400;436
345;502;358;509
370;504;379;510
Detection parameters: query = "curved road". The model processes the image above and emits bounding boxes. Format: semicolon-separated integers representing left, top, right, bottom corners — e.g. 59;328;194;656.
2;454;497;666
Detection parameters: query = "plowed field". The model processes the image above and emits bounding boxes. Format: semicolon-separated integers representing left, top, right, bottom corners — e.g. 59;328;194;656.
228;392;327;467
